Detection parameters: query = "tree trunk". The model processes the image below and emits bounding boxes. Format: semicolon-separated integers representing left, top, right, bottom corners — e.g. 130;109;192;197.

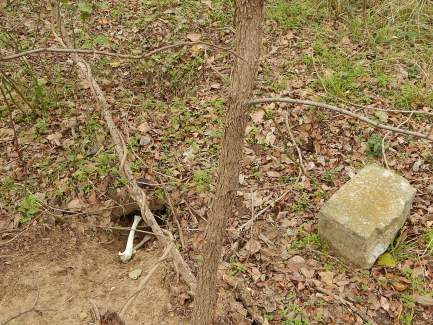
191;1;264;324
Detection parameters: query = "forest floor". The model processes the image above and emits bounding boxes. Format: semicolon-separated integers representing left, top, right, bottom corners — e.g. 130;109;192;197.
1;1;432;324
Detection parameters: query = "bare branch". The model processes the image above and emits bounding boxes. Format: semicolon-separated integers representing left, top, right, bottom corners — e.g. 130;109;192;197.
0;42;244;62
382;112;414;168
246;97;433;141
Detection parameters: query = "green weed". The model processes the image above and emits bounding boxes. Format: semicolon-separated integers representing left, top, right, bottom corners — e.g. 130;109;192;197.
229;256;246;276
321;169;336;184
289;231;327;252
366;133;382;157
28;78;56;112
401;268;423;292
292;193;309;213
34;117;48;135
193;170;211;193
18;194;39;224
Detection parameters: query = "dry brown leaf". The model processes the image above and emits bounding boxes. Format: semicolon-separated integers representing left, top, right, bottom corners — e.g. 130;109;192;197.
380;296;390;311
266;171;281;178
319;271;334;286
67;198;84;211
187;33;202;42
245;239;261;255
413;295;433;306
250;110;264;123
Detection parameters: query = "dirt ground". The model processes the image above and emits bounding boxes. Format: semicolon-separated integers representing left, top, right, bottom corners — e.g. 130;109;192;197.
0;222;188;325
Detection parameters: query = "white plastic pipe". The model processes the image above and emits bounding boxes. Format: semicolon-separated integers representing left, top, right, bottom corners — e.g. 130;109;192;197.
119;215;141;263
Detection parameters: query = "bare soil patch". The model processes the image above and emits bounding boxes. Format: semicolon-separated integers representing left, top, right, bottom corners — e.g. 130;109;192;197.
0;224;186;325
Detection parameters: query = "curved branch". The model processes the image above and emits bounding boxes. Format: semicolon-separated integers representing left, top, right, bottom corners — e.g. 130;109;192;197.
0;41;244;62
246;97;432;141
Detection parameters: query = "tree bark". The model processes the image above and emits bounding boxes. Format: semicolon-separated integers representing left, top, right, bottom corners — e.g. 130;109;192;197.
191;1;264;324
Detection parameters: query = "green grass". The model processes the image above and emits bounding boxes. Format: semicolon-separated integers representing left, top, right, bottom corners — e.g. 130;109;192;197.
267;0;319;29
18;194;39;224
262;0;433;110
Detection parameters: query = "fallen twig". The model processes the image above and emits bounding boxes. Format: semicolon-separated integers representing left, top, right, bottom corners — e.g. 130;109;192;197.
238;189;291;232
222;274;263;324
382;112;414;168
51;2;196;291
247;97;433;141
264;107;326;195
0;42;244;62
0;227;29;247
284;111;305;179
88;299;101;325
315;286;378;325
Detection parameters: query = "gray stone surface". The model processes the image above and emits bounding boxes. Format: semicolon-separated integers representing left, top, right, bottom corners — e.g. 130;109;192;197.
318;164;416;268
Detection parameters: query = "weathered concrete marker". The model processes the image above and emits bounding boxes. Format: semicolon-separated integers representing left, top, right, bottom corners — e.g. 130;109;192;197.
318;164;416;268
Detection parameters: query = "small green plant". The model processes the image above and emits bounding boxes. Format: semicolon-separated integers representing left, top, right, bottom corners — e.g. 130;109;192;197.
78;2;92;20
264;313;274;321
400;312;414;325
400;294;415;306
323;262;334;272
247;126;259;144
280;175;294;184
72;169;88;182
394;84;421;109
375;72;392;87
18;194;39;224
321;169;336;184
97;152;116;176
280;301;309;325
28;78;52;111
0;105;6;119
313;190;325;199
292;193;309;213
0;176;15;197
195;255;204;266
85;117;101;136
229;257;246;276
289;231;328;252
193;170;211;192
401;268;423;292
253;171;264;181
35;117;48;134
264;109;274;120
154;188;166;202
366;133;383;157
